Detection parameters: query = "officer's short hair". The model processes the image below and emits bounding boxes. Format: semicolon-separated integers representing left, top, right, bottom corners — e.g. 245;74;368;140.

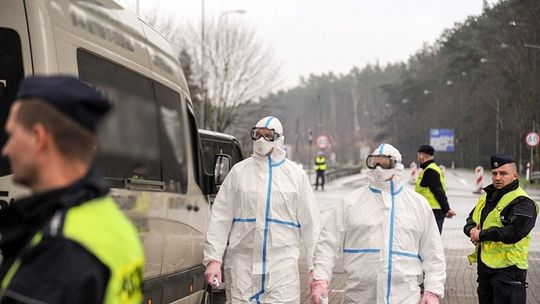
16;99;97;164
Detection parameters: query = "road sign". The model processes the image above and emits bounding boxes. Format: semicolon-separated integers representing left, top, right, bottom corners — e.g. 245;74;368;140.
429;129;454;152
316;134;330;149
525;132;540;147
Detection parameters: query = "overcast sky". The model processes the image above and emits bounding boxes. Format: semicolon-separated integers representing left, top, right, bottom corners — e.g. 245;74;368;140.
117;0;499;88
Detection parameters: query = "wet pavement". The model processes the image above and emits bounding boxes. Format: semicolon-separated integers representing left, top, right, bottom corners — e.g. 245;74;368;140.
300;169;540;303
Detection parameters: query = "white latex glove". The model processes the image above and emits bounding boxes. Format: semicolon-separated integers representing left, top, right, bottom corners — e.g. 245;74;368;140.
204;260;222;286
420;291;440;304
310;280;329;304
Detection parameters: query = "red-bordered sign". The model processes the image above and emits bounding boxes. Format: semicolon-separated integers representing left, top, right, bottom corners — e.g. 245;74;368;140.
525;132;540;147
316;134;330;149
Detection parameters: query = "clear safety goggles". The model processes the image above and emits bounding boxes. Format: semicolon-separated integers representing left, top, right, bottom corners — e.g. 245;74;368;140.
366;155;397;169
250;127;281;142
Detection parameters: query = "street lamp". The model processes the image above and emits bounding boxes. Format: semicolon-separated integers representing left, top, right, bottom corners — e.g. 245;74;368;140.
201;0;206;129
218;10;246;24
480;57;501;153
508;20;539;168
200;4;246;130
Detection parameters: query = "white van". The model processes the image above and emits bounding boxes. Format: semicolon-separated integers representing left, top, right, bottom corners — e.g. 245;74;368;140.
0;1;217;303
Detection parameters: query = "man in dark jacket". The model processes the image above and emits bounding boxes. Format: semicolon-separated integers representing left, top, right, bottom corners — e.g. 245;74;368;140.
464;154;537;304
415;144;456;233
0;76;144;303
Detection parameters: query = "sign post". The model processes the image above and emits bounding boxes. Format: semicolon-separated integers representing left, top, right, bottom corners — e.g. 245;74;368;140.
308;129;313;170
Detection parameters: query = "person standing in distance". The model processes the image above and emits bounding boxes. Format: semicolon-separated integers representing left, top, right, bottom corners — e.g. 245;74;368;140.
310;143;445;304
0;75;144;303
203;116;320;303
416;144;456;233
315;150;327;191
464;154;537;304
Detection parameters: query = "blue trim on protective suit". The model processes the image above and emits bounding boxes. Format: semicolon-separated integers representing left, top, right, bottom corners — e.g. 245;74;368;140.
369;186;381;194
343;248;380;254
264;116;275;128
391;250;421;260
369;186;403;196
249;156;274;303
386;179;396;304
233;218;256;223
267;218;300;228
378;144;385;154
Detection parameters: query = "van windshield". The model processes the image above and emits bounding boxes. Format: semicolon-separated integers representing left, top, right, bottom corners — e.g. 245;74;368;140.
0;28;24;177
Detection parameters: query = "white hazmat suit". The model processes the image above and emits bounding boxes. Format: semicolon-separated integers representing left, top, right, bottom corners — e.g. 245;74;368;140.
312;143;446;303
204;116;320;303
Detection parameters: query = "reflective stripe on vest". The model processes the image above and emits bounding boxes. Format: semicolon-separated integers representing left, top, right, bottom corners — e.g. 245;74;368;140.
0;196;144;304
467;187;538;269
315;156;327;170
415;162;446;209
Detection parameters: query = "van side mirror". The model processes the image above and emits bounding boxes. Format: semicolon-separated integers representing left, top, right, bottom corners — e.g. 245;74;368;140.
214;154;232;187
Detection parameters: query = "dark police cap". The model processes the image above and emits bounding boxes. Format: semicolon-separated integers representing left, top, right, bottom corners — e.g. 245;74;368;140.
418;144;434;155
491;154;516;169
16;75;111;133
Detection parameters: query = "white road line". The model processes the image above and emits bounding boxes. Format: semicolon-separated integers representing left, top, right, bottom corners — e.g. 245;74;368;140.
458;178;470;186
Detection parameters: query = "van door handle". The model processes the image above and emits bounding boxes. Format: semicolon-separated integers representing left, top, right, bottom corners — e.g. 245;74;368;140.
125;179;165;192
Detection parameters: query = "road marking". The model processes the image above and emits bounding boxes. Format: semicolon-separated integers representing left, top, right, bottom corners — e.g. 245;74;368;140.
458;178;470;186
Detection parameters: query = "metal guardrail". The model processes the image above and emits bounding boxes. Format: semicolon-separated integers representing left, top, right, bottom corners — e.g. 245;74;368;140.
530;171;540;183
324;166;363;183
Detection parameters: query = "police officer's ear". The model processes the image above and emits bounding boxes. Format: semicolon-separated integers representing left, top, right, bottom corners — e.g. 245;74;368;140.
31;122;52;154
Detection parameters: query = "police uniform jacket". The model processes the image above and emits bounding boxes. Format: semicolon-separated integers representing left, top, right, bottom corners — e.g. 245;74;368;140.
464;180;537;276
0;170;110;303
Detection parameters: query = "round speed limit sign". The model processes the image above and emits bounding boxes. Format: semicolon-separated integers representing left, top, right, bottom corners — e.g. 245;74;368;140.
316;134;330;149
525;132;540;147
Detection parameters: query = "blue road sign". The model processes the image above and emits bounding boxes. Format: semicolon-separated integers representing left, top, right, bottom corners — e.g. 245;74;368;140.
430;128;454;152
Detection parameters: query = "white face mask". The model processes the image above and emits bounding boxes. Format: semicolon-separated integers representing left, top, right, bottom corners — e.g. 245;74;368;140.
253;138;276;156
368;166;395;183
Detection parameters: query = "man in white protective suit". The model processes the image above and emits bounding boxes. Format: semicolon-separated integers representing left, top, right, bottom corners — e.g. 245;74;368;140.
203;116;320;303
309;143;446;304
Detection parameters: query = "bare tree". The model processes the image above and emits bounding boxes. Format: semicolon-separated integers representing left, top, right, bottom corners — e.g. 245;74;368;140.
188;18;281;131
139;9;281;132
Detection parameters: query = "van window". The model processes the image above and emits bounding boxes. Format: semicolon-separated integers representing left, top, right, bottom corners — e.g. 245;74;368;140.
154;82;188;193
0;28;24;177
77;49;161;181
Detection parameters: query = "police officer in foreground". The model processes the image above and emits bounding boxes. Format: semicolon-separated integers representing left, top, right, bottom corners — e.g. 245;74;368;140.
464;154;538;304
416;144;456;233
0;76;144;303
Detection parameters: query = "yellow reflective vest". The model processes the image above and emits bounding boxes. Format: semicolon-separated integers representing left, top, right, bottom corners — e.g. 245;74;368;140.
315;156;327;171
467;187;538;269
415;162;446;210
1;196;144;303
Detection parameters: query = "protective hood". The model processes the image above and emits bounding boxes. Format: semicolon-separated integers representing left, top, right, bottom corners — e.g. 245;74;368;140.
367;143;404;185
252;116;285;158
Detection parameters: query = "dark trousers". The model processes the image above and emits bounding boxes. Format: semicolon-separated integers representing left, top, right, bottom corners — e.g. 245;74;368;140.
477;272;527;304
433;210;445;234
315;170;325;190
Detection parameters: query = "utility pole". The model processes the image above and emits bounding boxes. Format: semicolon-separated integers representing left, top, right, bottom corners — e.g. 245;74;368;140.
201;0;206;129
